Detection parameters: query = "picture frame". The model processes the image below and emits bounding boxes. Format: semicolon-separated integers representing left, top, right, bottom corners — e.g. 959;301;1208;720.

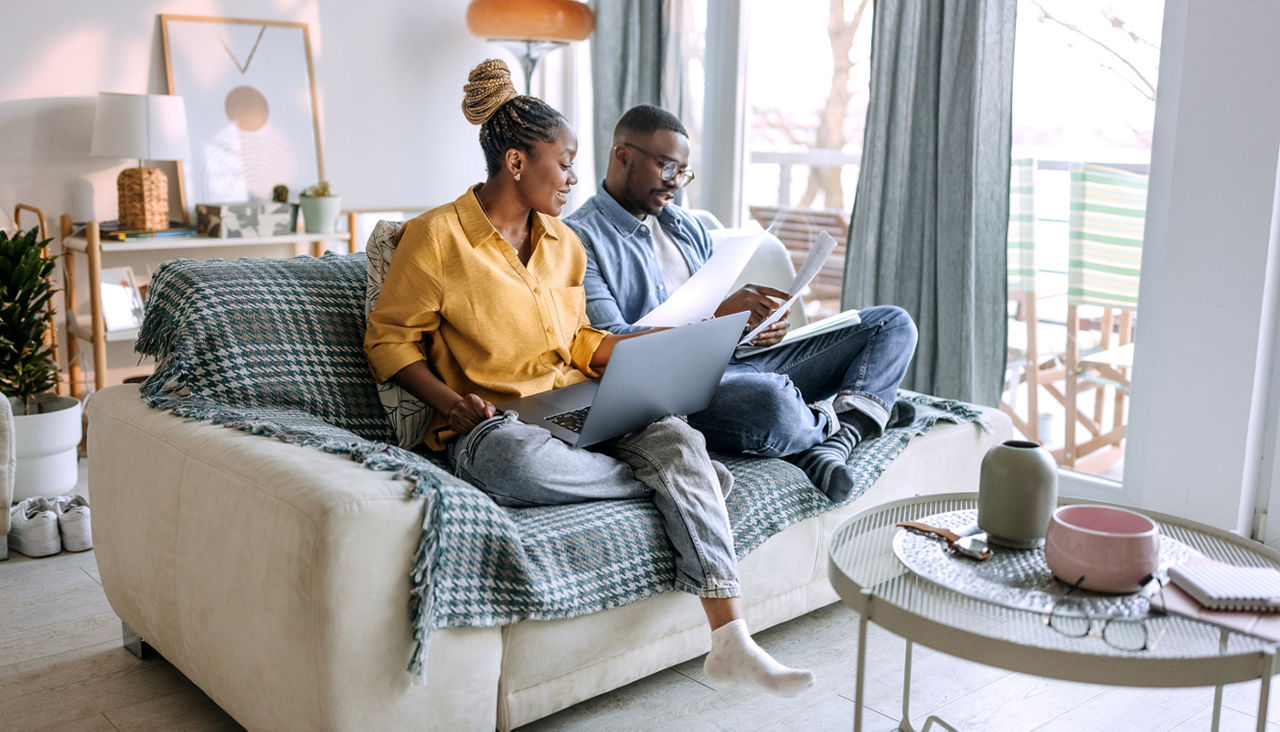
160;15;325;220
99;266;146;332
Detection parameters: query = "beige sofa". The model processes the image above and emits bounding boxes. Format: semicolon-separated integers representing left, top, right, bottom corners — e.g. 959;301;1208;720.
89;384;1010;730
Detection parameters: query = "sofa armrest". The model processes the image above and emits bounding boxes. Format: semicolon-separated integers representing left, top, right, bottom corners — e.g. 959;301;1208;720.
88;385;501;731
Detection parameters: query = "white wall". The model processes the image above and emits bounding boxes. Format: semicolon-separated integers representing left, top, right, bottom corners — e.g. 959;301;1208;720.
1124;0;1280;532
0;0;497;387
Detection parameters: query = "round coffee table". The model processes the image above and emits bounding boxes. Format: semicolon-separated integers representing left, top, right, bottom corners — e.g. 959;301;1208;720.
828;493;1280;732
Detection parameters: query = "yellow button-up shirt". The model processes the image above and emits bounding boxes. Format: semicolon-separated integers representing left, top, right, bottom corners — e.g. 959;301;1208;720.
364;185;608;449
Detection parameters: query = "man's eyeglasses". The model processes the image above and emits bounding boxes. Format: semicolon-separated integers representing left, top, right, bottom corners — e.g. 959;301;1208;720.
621;143;696;188
1045;573;1167;652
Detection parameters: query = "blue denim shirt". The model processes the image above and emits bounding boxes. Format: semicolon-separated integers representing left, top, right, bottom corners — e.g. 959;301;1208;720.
564;184;714;334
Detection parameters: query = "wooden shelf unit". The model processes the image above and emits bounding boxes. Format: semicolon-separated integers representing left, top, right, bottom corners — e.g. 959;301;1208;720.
59;215;355;396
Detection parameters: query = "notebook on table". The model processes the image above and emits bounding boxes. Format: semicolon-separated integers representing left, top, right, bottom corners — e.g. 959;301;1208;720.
1168;559;1280;612
496;311;749;448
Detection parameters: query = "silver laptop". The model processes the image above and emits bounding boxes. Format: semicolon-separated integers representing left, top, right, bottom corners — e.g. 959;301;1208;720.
496;311;749;448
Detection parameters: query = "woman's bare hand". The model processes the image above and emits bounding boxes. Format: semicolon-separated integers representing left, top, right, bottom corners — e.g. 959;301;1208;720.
448;393;495;434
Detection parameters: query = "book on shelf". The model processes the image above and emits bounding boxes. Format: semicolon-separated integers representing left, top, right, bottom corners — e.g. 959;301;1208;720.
76;220;199;240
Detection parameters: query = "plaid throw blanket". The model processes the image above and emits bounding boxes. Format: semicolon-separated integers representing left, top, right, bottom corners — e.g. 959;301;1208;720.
136;254;989;680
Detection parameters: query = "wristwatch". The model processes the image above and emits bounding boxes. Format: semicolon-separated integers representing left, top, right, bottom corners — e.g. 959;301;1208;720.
896;521;992;561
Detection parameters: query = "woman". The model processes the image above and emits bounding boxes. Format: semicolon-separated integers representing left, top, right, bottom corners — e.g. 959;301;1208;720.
364;59;812;698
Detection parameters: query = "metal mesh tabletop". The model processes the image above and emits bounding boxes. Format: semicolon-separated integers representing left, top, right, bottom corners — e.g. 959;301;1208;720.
829;493;1280;688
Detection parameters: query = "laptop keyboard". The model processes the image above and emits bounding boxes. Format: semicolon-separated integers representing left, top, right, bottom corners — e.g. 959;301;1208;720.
546;406;591;433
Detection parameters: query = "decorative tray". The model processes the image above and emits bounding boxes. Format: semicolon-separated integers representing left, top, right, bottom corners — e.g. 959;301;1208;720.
891;508;1195;617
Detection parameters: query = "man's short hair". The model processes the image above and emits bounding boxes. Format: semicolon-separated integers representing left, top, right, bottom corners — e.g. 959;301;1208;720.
614;104;688;140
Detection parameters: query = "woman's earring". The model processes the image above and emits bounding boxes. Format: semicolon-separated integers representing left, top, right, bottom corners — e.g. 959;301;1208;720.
514;172;522;182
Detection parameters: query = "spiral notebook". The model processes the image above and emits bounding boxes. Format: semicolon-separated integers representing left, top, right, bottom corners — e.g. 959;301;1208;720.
1168;559;1280;612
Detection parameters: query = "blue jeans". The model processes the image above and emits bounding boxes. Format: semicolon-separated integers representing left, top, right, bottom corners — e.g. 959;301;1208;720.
688;305;917;457
447;412;740;598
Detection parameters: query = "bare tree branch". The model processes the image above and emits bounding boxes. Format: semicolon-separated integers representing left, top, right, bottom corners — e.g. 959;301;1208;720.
1030;0;1155;100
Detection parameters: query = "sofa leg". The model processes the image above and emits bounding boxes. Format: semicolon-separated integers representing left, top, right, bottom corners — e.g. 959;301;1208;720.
122;622;156;659
0;534;8;561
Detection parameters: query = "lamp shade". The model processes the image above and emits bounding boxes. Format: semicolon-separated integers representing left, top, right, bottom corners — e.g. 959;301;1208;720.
466;0;594;42
91;92;191;162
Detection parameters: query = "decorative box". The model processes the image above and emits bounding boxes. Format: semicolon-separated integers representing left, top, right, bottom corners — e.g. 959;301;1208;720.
196;201;298;238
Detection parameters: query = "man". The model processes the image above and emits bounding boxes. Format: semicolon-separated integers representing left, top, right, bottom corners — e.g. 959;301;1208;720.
565;104;917;502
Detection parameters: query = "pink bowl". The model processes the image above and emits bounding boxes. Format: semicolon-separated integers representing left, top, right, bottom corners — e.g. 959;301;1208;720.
1043;504;1160;593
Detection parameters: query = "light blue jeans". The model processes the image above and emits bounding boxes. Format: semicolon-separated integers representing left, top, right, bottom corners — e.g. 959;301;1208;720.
447;412;740;598
688;305;918;457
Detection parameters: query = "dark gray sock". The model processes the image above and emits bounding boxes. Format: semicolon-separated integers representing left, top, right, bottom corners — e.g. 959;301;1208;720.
790;426;860;502
838;409;879;442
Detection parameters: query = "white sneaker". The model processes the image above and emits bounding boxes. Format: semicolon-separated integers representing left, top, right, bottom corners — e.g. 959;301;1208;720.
54;495;92;552
9;497;60;557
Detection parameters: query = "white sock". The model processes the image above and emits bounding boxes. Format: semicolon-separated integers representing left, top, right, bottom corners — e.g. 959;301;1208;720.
703;619;815;698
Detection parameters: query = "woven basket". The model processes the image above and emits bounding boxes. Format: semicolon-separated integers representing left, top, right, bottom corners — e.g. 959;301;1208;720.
117;167;169;230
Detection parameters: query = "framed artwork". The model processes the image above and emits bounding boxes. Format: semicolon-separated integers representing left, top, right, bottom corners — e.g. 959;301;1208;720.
99;267;146;332
161;15;324;218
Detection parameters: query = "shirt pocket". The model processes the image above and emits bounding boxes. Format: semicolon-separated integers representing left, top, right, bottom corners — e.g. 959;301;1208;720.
548;285;587;343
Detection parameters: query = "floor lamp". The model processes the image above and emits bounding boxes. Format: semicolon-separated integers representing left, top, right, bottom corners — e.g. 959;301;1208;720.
465;0;595;93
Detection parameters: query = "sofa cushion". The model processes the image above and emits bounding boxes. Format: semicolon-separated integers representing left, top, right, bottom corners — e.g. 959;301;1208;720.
364;220;434;448
136;253;394;443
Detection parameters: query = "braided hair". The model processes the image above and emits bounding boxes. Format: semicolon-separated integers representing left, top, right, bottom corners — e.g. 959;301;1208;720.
462;59;568;177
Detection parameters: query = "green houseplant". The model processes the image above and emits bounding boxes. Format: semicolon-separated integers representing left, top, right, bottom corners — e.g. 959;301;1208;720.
0;225;81;501
0;227;59;412
299;180;341;234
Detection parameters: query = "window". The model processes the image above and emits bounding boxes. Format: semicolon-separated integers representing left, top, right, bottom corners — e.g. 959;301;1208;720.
1005;0;1164;483
673;1;872;320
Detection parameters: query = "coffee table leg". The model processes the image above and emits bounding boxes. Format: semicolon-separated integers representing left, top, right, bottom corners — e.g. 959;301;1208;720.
901;638;914;726
1257;648;1275;732
856;611;868;731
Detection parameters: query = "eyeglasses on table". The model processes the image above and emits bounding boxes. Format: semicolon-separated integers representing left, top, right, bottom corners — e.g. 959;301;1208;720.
1045;573;1168;652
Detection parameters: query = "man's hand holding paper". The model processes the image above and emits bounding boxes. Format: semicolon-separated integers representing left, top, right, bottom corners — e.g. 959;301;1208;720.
715;283;791;345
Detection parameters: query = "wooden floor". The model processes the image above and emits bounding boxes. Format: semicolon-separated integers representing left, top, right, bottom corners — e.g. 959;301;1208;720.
4;463;1280;731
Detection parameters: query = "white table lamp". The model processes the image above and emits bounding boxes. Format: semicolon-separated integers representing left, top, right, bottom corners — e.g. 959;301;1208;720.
91;92;191;231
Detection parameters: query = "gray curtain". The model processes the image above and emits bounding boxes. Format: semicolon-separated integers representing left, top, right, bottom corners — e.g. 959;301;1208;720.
843;0;1016;407
589;0;677;178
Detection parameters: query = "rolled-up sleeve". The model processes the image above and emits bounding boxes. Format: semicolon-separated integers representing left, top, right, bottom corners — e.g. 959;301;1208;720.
569;324;608;378
363;221;442;382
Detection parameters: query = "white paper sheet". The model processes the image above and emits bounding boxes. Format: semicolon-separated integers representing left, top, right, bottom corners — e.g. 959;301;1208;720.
634;229;767;327
738;231;839;345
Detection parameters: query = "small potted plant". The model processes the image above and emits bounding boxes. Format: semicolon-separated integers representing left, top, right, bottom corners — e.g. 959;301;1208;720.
299;181;341;234
272;184;300;232
0;226;82;501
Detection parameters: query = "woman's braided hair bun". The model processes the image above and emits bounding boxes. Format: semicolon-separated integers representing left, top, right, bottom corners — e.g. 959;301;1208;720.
462;59;518;126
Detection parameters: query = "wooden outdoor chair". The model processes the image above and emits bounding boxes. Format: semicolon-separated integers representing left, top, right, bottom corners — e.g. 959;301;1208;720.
748;205;848;317
1002;158;1054;442
1055;164;1147;471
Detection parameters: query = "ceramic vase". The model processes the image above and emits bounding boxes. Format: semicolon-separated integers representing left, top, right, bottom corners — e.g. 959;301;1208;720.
976;439;1058;548
300;195;341;234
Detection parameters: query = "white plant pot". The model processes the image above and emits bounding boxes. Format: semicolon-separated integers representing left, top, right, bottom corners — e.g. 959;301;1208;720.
300;195;342;234
10;395;82;502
